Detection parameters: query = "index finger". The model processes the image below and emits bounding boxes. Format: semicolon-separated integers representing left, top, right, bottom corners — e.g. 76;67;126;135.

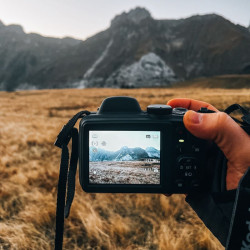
167;98;219;112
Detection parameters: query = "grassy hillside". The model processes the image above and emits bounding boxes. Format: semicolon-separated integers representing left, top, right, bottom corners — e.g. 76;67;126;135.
174;74;250;88
0;87;249;249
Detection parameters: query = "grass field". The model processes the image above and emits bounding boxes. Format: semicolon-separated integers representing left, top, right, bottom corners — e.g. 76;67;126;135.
89;161;160;184
0;87;250;249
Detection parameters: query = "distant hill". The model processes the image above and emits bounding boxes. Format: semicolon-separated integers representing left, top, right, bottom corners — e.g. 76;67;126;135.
0;20;81;91
0;7;250;91
174;74;250;88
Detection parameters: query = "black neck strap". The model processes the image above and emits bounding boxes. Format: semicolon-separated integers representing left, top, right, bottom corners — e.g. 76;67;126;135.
54;111;90;250
226;168;250;250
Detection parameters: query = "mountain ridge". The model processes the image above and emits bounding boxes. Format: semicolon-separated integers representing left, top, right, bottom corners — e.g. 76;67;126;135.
90;146;160;162
1;7;250;91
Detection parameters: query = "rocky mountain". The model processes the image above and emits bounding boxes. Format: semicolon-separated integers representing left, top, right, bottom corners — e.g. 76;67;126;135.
145;147;160;158
0;20;81;91
90;146;160;162
1;7;250;91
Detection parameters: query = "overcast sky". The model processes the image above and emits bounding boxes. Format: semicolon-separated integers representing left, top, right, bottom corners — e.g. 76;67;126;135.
0;0;249;40
89;131;160;151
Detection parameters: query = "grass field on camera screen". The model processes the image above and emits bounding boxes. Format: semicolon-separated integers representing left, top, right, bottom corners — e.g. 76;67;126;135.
89;131;160;184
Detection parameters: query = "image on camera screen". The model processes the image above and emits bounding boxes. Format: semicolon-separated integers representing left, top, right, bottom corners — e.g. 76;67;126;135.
89;131;160;184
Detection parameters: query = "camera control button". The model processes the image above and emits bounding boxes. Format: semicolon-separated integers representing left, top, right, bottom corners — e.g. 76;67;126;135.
178;157;196;165
173;107;188;115
178;164;184;171
191;180;200;188
177;157;199;177
192;145;201;153
175;179;184;188
147;105;172;115
184;171;195;177
176;144;185;153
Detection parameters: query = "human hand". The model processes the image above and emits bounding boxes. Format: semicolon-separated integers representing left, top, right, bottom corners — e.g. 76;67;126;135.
167;98;250;190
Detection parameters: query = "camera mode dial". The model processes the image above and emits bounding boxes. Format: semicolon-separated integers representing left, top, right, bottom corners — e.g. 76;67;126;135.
147;105;172;115
173;107;188;115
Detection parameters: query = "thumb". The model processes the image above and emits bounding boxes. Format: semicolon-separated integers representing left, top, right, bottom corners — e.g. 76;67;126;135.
184;110;250;171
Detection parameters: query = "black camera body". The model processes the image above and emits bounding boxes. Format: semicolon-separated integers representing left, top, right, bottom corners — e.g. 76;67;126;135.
79;96;210;194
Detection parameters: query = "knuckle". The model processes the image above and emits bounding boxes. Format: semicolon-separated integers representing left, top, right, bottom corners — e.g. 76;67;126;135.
210;112;230;142
216;112;229;126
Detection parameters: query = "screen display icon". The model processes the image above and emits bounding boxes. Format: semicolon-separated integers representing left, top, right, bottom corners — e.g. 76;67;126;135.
92;141;98;147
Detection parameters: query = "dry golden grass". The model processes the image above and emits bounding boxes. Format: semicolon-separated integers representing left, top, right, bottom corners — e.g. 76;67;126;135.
0;87;250;250
175;74;250;89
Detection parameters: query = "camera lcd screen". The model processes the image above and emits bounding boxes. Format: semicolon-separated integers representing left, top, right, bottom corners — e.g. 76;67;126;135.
89;131;161;185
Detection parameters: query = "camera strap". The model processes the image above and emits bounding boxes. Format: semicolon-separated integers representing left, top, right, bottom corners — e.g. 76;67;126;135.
54;110;90;250
226;167;250;250
224;103;250;134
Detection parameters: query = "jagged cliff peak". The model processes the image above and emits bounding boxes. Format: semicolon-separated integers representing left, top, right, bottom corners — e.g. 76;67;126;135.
111;7;152;27
0;20;25;33
7;24;25;34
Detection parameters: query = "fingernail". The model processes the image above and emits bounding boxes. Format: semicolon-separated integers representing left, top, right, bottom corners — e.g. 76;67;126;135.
187;111;202;124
